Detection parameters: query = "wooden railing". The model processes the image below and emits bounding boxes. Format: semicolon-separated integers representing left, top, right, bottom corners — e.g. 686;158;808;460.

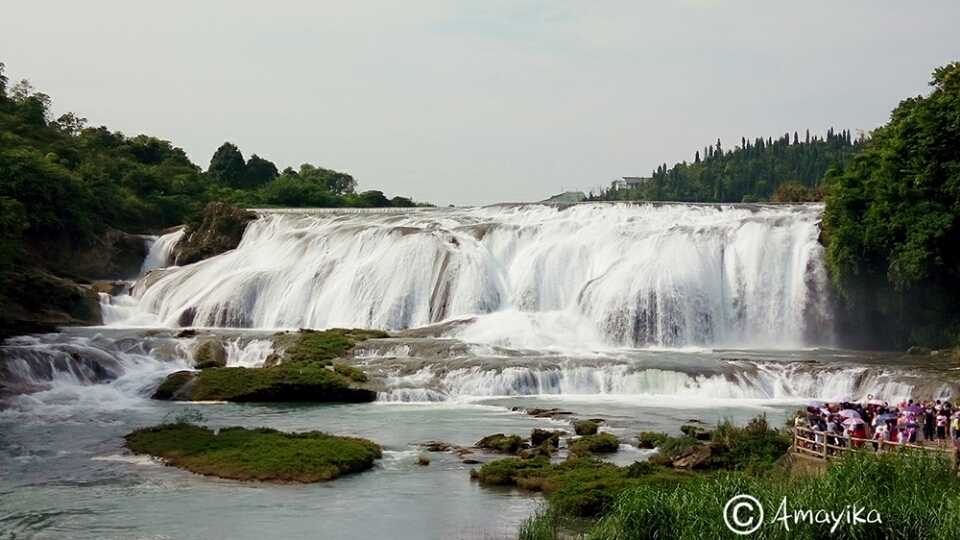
793;429;959;470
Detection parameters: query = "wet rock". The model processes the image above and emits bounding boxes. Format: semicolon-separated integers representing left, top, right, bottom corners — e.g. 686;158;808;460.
151;371;197;400
531;428;562;448
672;445;712;469
90;280;126;296
476;433;524;454
525;407;574;419
194;340;228;369
637;432;669;449
420;441;453;452
263;353;282;367
172;202;256;266
574;420;599;436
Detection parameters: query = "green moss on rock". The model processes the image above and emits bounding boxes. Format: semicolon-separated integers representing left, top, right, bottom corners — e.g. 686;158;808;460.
476;433;525;454
173;202;256;266
568;433;620;455
151;371;195;400
333;363;367;382
124;423;382;482
574;420;598;436
151;329;384;403
188;363;374;402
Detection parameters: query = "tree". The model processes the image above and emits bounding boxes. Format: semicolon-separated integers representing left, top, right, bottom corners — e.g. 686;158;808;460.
244;154;279;189
823;61;960;348
297;163;356;196
208;142;246;188
52;112;86;137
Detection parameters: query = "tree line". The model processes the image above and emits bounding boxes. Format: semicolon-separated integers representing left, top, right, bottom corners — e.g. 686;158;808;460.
0;61;426;277
590;129;863;204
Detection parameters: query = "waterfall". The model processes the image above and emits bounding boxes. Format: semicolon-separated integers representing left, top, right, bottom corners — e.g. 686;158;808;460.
120;203;833;349
139;228;185;274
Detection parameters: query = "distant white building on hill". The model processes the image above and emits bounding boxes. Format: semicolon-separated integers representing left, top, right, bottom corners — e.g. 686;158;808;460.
611;176;651;190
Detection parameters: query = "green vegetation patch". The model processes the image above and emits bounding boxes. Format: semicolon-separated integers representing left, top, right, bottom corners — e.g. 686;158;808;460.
473;457;696;518
153;329;385;402
124;423;381;483
636;431;670;449
476;433;524;454
581;451;960;540
333;363;367;383
188;362;369;402
151;371;193;400
568;433;620;456
573;420;599;436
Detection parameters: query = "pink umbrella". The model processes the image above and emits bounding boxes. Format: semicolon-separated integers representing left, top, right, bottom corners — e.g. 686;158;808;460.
838;410;861;419
843;417;866;426
867;399;887;406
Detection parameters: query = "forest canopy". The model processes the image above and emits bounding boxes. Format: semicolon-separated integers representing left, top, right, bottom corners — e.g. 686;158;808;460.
823;61;960;348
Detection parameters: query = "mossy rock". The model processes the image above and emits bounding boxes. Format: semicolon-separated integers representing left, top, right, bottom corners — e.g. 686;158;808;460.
151;371;196;400
173;202;256;265
124;423;381;482
637;431;670;449
187;364;375;402
152;329;386;403
194;340;227;369
476;433;525;454
333;363;367;383
568;433;620;456
574;420;599;436
531;428;562;448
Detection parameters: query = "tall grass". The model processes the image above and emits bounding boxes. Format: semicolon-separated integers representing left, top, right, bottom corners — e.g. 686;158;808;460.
589;450;960;540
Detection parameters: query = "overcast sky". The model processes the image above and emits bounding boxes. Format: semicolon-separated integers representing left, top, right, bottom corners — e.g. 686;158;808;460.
1;1;958;206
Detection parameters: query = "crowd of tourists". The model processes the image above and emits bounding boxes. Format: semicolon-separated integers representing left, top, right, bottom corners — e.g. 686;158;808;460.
794;394;960;452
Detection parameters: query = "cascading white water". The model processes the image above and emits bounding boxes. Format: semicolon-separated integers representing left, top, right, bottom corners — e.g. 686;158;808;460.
101;229;185;325
122;203;833;349
139;228;184;274
374;360;952;404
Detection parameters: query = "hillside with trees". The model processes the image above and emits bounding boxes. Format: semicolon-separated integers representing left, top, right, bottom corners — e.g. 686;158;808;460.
591;130;864;203
0;62;426;337
823;61;960;349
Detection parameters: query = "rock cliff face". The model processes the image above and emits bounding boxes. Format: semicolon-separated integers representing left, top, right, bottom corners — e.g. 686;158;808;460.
172;202;256;266
0;268;102;338
25;228;148;281
0;228;148;339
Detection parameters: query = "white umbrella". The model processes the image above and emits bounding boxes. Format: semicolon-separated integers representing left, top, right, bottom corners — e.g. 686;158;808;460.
867;399;887;406
843;417;866;426
832;394;853;403
838;410;861;419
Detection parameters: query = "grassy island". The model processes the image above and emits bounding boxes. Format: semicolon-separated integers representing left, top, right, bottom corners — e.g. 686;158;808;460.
153;328;388;402
124;423;382;483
